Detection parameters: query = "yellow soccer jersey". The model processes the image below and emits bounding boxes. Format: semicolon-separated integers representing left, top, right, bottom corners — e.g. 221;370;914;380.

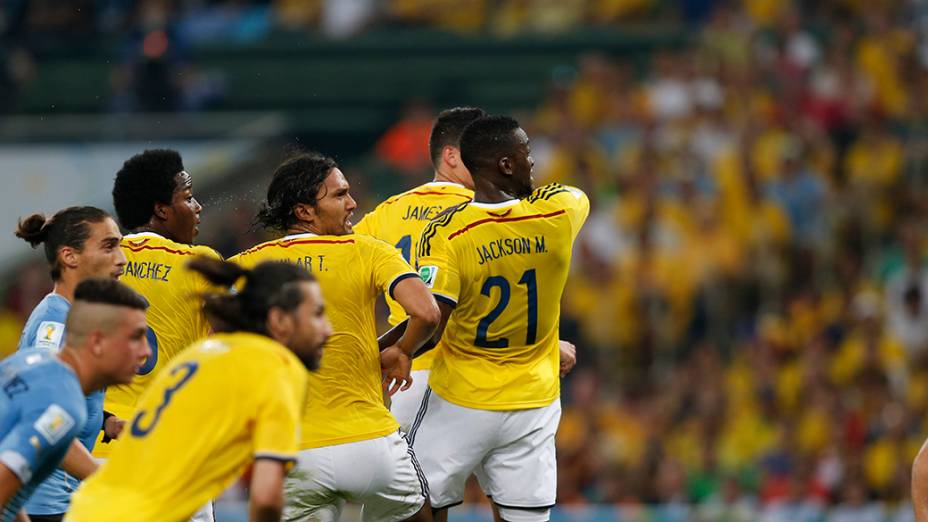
98;232;220;457
67;332;307;522
417;183;589;411
354;181;473;370
230;233;417;448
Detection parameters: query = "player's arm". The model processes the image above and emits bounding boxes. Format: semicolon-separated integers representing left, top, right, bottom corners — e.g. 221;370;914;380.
12;510;29;522
559;340;577;377
59;439;98;480
0;460;23;511
426;299;454;347
382;277;440;395
366;235;439;394
250;365;303;521
248;458;287;522
914;437;928;521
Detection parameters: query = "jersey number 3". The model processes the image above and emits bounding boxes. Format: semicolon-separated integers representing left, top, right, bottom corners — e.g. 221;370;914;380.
130;361;199;437
475;269;538;348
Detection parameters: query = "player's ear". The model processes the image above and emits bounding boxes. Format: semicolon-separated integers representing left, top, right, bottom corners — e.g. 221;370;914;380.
153;201;170;221
293;203;315;224
443;146;458;169
267;307;294;342
58;245;80;271
87;329;105;357
498;156;513;177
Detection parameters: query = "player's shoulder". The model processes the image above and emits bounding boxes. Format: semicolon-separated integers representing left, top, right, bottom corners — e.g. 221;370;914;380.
189;244;223;260
232;236;284;262
427;199;472;232
14;350;83;402
352;231;392;249
525;183;587;207
27;293;69;324
210;333;303;378
417;201;471;258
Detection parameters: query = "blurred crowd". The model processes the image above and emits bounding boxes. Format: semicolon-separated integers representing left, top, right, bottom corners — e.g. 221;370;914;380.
535;1;928;520
4;0;928;519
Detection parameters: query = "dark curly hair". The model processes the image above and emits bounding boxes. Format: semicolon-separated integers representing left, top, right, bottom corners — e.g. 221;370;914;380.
254;151;338;232
112;149;185;230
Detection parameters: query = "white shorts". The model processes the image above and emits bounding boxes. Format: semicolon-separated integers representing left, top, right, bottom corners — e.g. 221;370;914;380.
408;389;560;512
283;431;427;522
390;369;430;434
189;502;214;522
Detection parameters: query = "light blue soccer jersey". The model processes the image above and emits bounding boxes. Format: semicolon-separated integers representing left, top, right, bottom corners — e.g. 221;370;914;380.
17;294;104;515
0;349;86;522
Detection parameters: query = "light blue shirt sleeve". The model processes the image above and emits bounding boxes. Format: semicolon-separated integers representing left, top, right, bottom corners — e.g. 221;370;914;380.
18;295;69;352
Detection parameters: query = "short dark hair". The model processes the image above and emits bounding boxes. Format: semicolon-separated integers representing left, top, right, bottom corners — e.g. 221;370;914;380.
428;107;487;168
254;151;338;232
187;257;315;335
15;206;111;281
74;278;149;311
459;115;522;175
113;149;185;230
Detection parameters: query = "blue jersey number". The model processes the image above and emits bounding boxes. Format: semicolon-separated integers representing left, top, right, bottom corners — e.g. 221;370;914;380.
130;361;199;437
137;327;159;375
395;234;412;264
474;269;539;348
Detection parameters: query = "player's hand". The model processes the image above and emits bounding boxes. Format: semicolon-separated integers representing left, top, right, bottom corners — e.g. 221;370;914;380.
558;340;577;377
104;415;126;440
380;346;413;396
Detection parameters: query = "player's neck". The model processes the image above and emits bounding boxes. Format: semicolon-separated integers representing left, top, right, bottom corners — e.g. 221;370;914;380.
433;169;467;188
57;348;97;395
52;276;77;304
472;179;518;204
135;222;176;243
286;223;321;237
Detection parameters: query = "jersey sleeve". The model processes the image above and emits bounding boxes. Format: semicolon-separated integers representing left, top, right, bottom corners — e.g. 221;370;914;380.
251;365;305;466
26;321;66;352
361;235;418;299
416;218;460;307
0;391;83;486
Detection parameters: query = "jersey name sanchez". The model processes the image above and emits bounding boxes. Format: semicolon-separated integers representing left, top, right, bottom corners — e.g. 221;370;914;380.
417;184;589;410
353;181;473;370
230;233;417;448
98;233;220;457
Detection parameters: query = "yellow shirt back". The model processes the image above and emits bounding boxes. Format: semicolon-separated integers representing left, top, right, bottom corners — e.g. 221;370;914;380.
354;181;473;370
98;233;220;456
230;233;417;448
417;184;589;410
67;332;307;522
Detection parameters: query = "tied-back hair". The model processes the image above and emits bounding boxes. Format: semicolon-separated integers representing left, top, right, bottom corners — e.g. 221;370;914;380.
187;257;315;335
15;206;111;281
254;150;338;232
74;278;149;310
